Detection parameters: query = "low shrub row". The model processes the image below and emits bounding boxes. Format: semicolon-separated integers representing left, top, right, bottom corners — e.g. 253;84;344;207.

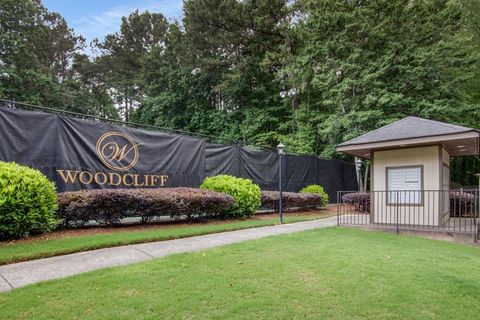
58;188;235;227
260;191;320;209
342;191;478;216
341;192;370;212
1;161;330;238
450;191;476;217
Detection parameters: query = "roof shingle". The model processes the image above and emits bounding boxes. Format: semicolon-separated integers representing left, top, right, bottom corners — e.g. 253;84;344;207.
338;117;477;147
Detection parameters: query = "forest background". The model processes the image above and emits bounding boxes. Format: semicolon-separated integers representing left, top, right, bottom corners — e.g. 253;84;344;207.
1;0;479;185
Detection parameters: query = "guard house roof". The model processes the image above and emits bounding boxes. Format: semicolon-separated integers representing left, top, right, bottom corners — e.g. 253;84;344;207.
336;117;480;159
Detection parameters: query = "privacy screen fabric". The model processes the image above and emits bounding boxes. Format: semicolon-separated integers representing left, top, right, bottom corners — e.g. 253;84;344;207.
0;107;357;200
204;143;241;177
204;144;357;203
0;107;205;191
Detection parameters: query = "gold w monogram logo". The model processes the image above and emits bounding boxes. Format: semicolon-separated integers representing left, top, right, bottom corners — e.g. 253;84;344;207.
96;132;139;171
101;142;138;162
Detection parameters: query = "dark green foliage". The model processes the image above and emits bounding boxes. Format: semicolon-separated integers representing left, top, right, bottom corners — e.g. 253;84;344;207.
0;162;58;239
0;0;117;118
131;0;293;142
284;0;480;158
2;0;479;181
300;185;329;207
450;156;480;186
135;0;479;176
94;10;169;121
200;175;261;217
57;188;235;227
260;191;320;209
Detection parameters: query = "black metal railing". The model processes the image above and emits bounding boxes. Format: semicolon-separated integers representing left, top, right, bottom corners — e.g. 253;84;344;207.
337;190;479;237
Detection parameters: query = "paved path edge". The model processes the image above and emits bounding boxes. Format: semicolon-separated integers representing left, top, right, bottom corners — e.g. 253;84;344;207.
0;217;337;292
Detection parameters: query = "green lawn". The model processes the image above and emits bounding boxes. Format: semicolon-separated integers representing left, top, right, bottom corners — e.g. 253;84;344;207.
1;228;479;319
0;213;332;265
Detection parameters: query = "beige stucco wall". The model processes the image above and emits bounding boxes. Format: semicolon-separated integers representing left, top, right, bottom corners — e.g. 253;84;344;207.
440;147;451;224
441;147;450;165
372;146;441;226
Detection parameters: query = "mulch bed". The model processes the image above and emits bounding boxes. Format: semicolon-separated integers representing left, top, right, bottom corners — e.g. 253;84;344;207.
4;206;336;244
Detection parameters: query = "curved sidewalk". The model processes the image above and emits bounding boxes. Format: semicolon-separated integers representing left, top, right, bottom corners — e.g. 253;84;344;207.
0;217;337;292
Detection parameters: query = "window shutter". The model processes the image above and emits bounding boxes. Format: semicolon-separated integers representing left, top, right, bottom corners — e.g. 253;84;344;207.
404;168;421;190
387;167;422;204
388;167;421;191
388;169;405;191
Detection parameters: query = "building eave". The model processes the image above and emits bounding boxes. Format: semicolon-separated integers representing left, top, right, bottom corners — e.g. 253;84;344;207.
337;131;480;159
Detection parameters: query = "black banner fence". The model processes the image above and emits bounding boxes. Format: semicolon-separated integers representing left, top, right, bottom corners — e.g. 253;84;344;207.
0;102;356;202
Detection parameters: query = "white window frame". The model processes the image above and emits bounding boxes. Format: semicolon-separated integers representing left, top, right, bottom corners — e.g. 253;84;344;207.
386;165;423;206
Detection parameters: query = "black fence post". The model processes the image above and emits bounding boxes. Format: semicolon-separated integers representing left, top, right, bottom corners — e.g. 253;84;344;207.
278;153;283;224
337;191;340;226
476;189;479;242
396;191;400;235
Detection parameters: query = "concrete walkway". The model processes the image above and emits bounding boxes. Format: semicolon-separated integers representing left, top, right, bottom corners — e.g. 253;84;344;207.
0;217;337;292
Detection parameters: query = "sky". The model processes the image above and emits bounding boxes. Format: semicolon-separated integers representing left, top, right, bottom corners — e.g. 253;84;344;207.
42;0;183;48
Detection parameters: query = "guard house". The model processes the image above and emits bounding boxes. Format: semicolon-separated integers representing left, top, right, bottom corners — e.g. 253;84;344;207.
336;117;479;230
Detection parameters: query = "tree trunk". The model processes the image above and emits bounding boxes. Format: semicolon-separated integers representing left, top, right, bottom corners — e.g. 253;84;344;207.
124;91;129;122
355;156;363;191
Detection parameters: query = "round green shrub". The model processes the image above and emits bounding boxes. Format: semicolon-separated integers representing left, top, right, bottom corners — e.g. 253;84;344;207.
0;162;58;239
200;175;261;217
300;184;329;207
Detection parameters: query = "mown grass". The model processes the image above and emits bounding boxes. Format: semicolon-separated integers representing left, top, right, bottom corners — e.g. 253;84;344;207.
1;227;479;319
0;213;333;265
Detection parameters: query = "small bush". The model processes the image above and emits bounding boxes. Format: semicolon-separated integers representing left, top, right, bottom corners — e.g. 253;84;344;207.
300;185;329;207
341;192;370;213
200;175;261;217
450;191;476;217
0;162;58;239
58;188;235;226
260;191;320;209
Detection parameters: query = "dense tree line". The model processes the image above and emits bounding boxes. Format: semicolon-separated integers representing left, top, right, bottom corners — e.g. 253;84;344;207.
1;0;479;184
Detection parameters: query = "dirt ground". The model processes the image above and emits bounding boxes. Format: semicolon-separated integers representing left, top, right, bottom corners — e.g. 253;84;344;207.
4;206;338;244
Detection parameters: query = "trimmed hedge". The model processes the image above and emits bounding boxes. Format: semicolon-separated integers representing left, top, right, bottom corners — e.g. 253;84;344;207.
341;192;370;213
450;191;476;217
0;162;58;239
300;184;329;207
58;188;234;226
261;191;320;209
342;191;477;216
200;175;261;217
